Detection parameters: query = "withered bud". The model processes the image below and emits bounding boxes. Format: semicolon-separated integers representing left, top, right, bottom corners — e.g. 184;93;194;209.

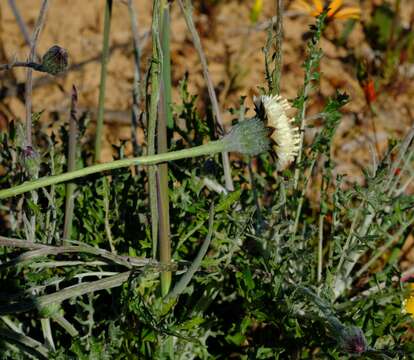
41;45;69;75
338;326;368;355
22;146;40;178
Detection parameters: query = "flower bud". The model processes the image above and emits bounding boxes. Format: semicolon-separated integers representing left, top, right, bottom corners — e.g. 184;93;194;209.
223;118;270;156
41;45;69;75
22;146;40;178
338;325;368;355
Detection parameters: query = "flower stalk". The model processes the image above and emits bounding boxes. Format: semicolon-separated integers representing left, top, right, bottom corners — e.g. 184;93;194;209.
0;118;269;200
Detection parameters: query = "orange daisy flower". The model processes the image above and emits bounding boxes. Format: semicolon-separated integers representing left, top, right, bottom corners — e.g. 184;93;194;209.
291;0;361;20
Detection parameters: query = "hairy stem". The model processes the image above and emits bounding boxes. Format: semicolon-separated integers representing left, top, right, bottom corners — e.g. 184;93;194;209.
0;141;226;200
94;0;113;163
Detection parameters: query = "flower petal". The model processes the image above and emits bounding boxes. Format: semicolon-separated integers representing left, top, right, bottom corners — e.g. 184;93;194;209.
327;0;343;17
312;0;324;13
334;6;361;19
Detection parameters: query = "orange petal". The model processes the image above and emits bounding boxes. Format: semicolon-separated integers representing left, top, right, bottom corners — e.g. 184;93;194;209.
327;0;343;17
334;6;361;19
312;0;324;13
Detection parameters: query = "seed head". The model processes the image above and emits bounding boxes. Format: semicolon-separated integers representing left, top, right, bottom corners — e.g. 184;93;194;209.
41;45;69;75
338;325;368;355
223;118;270;156
259;95;300;171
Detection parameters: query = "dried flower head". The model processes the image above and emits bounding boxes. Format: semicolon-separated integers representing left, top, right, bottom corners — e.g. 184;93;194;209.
291;0;361;20
41;45;69;75
338;326;368;355
259;95;300;171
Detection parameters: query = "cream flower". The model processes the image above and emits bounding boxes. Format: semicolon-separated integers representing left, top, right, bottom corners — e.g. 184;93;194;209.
260;95;300;171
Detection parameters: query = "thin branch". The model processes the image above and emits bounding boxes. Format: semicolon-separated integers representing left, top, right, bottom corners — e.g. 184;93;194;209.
167;205;214;299
0;61;43;72
94;0;113;163
178;0;234;191
272;0;284;95
0;271;132;314
127;0;143;157
7;0;32;48
148;0;163;258
25;0;49;148
63;85;79;239
0;236;165;269
0;327;49;358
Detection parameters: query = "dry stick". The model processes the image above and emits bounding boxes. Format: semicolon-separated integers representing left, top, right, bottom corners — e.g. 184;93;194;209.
63;85;79;240
178;0;234;191
7;0;32;48
25;0;49;149
94;0;113;163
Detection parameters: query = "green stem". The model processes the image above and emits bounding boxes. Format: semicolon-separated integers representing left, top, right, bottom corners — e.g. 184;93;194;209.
94;0;113;163
149;0;162;259
159;2;173;298
63;86;78;239
0;141;226;200
0;271;132;314
272;0;283;95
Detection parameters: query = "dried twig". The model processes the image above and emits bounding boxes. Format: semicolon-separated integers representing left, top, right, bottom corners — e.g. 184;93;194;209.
7;0;32;48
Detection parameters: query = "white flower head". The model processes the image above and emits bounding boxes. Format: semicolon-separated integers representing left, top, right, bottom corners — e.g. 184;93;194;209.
260;95;300;171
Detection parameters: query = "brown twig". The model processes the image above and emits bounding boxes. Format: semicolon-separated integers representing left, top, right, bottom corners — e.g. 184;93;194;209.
0;61;43;72
7;0;32;48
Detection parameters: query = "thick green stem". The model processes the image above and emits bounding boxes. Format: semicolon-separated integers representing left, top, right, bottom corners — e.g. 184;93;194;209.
0;141;226;200
94;0;112;163
149;0;162;259
159;2;173;298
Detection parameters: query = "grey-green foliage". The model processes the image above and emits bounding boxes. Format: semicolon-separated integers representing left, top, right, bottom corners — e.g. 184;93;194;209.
0;10;413;360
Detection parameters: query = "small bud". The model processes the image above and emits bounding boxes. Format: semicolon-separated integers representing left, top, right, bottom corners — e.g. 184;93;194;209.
224;118;270;156
41;45;69;75
338;326;368;355
22;146;40;178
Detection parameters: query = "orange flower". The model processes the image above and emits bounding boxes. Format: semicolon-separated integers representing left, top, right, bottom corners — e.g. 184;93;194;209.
291;0;361;20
